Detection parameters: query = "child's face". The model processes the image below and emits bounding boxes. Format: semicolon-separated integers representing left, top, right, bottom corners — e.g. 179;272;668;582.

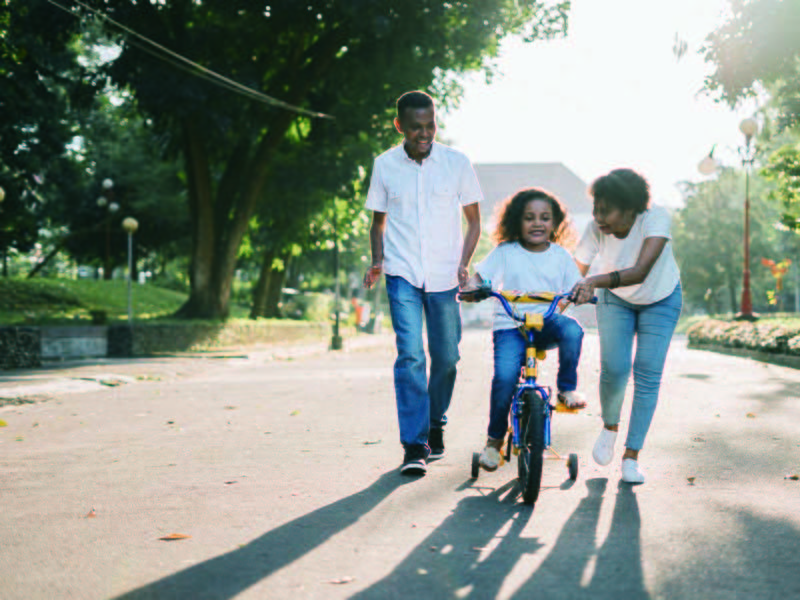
593;199;635;238
520;198;556;251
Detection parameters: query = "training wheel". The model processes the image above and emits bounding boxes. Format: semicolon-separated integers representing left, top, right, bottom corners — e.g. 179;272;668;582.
567;453;579;480
471;452;480;479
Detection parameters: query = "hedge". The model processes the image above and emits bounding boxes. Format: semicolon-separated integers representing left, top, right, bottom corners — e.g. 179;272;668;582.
687;318;800;355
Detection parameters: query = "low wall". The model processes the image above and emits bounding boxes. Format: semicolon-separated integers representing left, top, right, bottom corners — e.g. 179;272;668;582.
0;320;338;368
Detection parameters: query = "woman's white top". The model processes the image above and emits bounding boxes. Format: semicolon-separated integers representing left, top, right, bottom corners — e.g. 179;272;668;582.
475;241;582;331
573;205;681;305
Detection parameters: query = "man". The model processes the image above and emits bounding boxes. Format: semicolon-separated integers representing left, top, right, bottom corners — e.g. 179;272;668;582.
363;90;482;475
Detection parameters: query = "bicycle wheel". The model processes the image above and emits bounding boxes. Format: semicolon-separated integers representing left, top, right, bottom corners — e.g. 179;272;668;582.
518;389;545;505
567;453;579;481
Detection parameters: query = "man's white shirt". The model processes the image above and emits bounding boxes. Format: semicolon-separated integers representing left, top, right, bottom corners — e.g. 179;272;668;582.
365;142;483;292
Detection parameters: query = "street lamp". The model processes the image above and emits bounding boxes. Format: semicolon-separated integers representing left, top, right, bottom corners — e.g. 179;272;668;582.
122;217;138;323
331;206;343;350
697;117;759;321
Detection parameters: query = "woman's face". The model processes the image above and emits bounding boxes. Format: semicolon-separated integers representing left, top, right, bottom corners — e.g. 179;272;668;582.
593;199;635;238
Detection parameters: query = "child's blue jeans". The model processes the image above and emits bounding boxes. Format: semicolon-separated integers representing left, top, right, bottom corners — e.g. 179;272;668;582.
596;285;682;450
488;314;584;440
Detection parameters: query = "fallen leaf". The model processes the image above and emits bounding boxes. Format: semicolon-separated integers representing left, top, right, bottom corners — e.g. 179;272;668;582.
0;420;7;427
32;422;39;428
325;576;354;585
429;546;438;552
687;477;696;485
785;474;799;481
166;420;175;425
224;481;238;485
290;410;301;416
692;437;705;443
225;406;238;410
86;508;97;518
746;413;757;419
159;533;191;541
15;436;23;442
363;440;382;445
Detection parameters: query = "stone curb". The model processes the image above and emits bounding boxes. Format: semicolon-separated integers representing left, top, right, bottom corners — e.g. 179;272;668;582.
688;342;800;370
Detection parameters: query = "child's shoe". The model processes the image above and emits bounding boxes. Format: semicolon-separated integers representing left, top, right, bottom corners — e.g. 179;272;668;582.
479;436;505;471
556;390;587;411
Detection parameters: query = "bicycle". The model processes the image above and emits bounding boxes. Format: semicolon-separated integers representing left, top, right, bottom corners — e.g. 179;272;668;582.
459;282;596;505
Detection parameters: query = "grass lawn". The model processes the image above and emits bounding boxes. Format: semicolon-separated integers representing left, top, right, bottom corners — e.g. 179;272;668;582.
0;278;249;325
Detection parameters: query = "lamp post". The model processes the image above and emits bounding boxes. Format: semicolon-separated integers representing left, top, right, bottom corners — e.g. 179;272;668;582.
122;217;138;323
331;206;343;350
97;178;119;279
698;117;759;320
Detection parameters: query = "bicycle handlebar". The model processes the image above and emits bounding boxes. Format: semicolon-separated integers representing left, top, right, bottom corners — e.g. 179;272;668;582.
457;282;597;324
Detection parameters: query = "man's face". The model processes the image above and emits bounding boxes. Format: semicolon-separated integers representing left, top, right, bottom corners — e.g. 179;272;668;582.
395;106;436;160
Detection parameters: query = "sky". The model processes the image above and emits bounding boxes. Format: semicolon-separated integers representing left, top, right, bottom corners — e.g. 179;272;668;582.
442;0;760;208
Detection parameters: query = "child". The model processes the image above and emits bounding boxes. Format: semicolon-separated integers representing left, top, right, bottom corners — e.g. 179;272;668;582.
464;188;586;471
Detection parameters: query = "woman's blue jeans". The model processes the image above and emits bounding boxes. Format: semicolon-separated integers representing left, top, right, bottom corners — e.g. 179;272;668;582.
488;314;584;440
596;285;682;450
385;275;461;450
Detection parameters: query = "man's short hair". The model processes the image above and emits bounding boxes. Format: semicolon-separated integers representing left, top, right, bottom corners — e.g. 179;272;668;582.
397;91;435;120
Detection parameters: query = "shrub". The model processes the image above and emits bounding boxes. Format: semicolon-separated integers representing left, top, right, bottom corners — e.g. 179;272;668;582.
687;318;800;355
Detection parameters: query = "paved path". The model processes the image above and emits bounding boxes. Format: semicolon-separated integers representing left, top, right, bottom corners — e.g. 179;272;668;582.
1;331;799;599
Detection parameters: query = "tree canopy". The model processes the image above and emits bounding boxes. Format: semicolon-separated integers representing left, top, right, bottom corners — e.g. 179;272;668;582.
38;0;570;318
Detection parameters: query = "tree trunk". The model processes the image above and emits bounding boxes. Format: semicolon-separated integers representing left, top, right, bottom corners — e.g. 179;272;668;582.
265;252;291;318
250;247;277;319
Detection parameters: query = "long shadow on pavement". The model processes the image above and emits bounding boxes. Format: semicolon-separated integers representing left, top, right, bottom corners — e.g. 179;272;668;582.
351;477;649;600
113;470;408;600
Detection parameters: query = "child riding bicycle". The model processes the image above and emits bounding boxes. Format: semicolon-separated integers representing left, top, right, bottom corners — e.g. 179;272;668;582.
462;188;587;472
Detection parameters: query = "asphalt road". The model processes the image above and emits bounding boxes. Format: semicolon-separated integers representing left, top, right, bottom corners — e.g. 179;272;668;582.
1;330;799;600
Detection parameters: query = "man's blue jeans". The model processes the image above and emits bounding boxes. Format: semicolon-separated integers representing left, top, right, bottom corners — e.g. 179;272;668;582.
385;275;461;450
488;314;584;440
596;285;682;450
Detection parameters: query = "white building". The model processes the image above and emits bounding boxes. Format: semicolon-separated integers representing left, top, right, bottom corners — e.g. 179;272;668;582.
474;162;592;236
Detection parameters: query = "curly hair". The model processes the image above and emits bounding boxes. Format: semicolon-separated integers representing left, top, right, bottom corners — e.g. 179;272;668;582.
590;168;650;214
493;188;576;248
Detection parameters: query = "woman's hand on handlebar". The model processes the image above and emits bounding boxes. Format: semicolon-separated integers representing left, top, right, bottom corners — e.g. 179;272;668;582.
570;278;596;305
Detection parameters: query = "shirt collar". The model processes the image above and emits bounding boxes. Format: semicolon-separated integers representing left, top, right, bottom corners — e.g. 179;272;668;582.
399;141;441;165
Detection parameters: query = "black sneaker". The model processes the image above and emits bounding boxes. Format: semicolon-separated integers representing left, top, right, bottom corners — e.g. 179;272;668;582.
400;445;428;476
428;428;445;460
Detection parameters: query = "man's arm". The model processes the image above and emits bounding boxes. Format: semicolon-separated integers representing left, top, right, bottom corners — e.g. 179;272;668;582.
364;211;387;289
458;202;481;287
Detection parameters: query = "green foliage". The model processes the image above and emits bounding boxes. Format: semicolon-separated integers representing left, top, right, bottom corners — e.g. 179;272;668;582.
0;1;100;258
673;169;784;314
762;142;800;232
703;0;800;129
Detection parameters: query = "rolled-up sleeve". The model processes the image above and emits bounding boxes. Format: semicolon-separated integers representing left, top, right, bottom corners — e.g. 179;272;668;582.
573;222;600;266
457;158;484;206
365;159;387;212
644;206;672;239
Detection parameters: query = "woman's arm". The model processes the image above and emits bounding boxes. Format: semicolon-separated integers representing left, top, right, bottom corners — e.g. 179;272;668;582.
572;237;668;304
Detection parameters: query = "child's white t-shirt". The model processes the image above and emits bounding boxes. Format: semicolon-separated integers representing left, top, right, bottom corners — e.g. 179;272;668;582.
573;205;681;305
475;241;582;331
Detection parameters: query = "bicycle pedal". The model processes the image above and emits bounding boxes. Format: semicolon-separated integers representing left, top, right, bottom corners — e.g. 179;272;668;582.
512;447;520;456
554;403;581;414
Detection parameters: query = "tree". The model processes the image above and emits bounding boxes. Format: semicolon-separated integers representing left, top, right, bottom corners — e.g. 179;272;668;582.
674;169;783;314
47;0;569;319
0;1;98;275
703;0;800;129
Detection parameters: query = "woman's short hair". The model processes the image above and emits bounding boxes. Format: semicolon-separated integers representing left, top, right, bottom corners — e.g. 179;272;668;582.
590;168;650;214
397;91;434;120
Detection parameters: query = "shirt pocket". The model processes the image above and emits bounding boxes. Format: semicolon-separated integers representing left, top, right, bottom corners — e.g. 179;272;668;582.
430;181;457;217
385;180;411;222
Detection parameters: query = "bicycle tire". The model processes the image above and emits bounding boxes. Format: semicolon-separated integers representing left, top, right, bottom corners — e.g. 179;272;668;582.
518;389;545;505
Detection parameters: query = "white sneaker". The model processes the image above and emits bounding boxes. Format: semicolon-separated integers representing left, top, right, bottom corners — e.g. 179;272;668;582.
592;428;618;466
479;446;502;471
621;458;646;484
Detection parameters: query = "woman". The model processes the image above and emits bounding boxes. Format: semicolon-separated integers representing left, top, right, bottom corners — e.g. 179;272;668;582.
571;168;682;484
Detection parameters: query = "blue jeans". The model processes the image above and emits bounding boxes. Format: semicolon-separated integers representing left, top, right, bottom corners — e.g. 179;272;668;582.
596;285;682;450
385;275;462;450
488;314;584;440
